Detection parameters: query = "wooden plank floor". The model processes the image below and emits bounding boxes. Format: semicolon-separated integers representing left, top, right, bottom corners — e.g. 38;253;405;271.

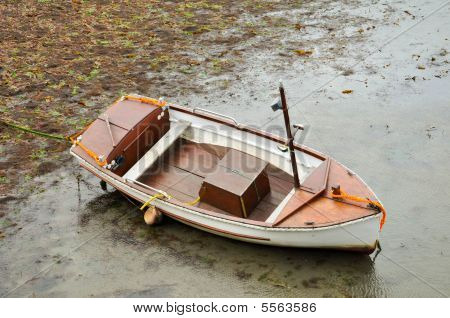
138;140;294;222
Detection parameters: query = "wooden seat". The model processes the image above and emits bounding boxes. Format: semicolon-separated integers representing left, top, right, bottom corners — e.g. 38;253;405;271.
123;120;191;180
265;188;296;223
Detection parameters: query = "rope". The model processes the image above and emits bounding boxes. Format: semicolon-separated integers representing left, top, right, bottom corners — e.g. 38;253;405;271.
331;186;386;230
72;138;107;167
185;196;201;206
140;193;167;211
0;118;107;167
1;119;70;141
123;95;167;107
140;193;201;211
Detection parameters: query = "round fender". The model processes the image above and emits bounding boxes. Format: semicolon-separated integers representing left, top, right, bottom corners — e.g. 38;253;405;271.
144;206;163;225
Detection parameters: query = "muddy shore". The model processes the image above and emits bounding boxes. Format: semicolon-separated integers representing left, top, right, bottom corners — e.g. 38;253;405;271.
1;0;449;297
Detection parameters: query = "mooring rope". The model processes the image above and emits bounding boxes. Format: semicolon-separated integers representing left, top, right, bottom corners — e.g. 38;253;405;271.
0;119;70;141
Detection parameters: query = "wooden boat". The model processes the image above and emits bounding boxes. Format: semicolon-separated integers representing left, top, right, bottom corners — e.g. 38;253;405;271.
70;87;386;253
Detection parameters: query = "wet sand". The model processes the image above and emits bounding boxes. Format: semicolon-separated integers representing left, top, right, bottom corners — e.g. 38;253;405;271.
1;0;449;297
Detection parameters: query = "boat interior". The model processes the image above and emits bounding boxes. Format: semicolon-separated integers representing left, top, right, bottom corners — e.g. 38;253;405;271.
136;139;295;222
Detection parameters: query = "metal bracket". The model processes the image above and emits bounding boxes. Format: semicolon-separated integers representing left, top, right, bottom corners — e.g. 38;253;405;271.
292;124;304;138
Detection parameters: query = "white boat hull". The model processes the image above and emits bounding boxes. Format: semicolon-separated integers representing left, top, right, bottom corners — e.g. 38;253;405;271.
74;154;381;253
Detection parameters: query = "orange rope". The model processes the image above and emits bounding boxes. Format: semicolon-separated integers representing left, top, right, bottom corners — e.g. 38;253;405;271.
72;139;107;167
331;188;386;230
68;120;108;167
123;95;167;107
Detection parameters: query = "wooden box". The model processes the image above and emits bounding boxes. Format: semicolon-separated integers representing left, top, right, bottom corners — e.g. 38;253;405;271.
200;149;270;218
73;98;169;176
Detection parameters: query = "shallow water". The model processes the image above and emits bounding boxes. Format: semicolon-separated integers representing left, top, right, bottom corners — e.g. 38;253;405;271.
1;0;449;297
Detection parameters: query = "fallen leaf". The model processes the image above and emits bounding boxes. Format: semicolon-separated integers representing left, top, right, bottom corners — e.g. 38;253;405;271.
342;89;353;94
405;76;417;81
294;49;313;56
294;23;303;30
404;10;415;18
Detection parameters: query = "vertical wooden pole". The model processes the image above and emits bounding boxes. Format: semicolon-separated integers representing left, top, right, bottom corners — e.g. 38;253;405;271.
279;83;300;188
